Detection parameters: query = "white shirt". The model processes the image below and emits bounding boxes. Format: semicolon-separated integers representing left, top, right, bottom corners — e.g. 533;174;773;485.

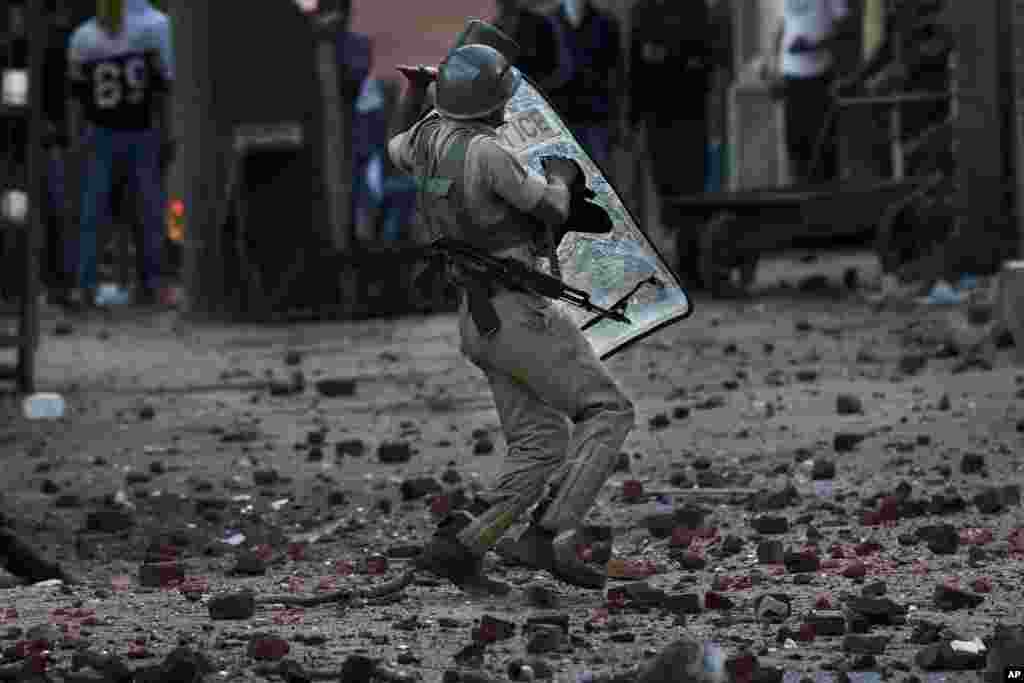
780;0;848;77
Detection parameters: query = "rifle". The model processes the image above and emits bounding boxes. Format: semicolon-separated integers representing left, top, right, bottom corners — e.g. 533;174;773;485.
411;238;632;337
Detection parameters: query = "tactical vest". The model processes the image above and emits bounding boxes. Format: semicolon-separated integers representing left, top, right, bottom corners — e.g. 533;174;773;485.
410;112;545;256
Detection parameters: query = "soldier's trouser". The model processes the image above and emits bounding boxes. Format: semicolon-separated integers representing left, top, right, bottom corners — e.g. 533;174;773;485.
455;289;635;557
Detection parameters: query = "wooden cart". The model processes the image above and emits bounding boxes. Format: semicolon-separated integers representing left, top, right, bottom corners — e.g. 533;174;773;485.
0;0;45;393
662;174;942;295
662;91;952;296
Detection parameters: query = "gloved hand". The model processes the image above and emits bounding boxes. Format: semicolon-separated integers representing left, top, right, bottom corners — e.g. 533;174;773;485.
541;156;579;187
540;156;614;240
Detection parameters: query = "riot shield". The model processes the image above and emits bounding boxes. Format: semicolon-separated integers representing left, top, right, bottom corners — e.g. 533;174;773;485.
452;20;693;360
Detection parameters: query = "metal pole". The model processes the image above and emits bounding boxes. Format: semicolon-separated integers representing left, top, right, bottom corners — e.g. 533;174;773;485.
19;0;46;393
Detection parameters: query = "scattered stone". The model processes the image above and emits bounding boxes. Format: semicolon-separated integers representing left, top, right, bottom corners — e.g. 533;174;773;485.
208;591;256;619
474;615;516;642
846;597;908;626
917;524;960;554
442;468;462;485
916;642;987;671
525;624;563;654
910;620;943;644
378;441;413;464
621;581;668;607
39;479;59;495
664;593;702;616
960;453;986;475
751;516;789;535
842;561;867;579
928;492;967;515
933;584;985;611
843;634;889;655
805;610;846;636
784;551;820;574
524;583;559;609
253;469;279;486
138;404;156;420
974;485;1021;514
231;549;267;576
473;438;495;456
673;550;707;571
648;413;670;430
335;439;366;458
811;459;836;480
85;508;135;533
54;494;80;508
138;561;184;588
834;432;866;452
862;581;887;597
836;394;863;415
757;541;784;565
633;637;713;683
315;378;356;398
749;484;800;512
899;354;928;375
704;592;733;610
400;476;442;501
248;634;290;661
719;535;745;556
755;594;791;622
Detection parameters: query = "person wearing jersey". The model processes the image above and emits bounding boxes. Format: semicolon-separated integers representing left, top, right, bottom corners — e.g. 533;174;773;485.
67;0;173;308
389;42;635;594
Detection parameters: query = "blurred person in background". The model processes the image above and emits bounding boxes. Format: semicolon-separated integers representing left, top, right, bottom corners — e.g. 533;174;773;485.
493;0;574;94
66;0;174;309
549;0;621;173
630;0;716;199
767;0;851;185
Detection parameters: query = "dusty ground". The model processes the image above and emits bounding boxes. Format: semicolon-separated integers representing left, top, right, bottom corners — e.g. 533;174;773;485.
0;250;1022;682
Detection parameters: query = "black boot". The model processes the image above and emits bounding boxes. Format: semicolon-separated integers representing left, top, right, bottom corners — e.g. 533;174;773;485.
417;512;510;596
496;525;606;590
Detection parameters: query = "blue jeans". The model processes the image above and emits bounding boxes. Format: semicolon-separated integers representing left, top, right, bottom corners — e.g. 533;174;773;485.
572;124;611;173
78;127;165;291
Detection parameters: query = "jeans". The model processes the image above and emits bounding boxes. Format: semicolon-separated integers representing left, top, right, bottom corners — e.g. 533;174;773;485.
572;124;612;173
454;288;635;555
78;127;165;292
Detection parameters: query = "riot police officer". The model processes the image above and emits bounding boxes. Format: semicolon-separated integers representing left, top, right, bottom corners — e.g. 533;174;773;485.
389;42;635;594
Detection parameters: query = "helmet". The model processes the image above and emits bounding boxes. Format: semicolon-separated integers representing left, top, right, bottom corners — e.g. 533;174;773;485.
435;44;521;121
97;0;125;36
